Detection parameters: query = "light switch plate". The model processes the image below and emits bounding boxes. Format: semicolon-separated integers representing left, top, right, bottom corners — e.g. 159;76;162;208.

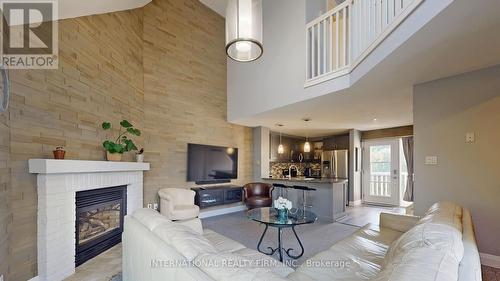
466;132;475;143
425;156;438;165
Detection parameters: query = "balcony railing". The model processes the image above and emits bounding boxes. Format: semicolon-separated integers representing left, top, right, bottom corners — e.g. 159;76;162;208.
305;0;424;87
369;172;391;197
369;171;408;198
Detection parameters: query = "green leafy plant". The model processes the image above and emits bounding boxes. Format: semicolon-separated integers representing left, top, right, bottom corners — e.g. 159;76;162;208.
102;120;141;154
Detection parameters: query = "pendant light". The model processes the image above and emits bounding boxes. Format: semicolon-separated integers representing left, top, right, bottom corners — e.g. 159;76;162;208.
276;124;284;154
303;119;311;153
226;0;263;62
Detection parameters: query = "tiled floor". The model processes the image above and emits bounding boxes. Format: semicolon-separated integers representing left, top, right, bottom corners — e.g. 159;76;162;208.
64;245;121;281
337;204;406;227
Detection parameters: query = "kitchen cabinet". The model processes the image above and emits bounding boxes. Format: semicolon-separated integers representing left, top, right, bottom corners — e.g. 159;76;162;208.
263;178;348;222
270;133;323;163
269;134;297;162
322;134;349;150
269;133;280;161
335;134;350;150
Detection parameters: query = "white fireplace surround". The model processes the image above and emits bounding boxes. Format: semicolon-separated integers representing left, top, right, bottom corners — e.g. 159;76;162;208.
28;159;150;281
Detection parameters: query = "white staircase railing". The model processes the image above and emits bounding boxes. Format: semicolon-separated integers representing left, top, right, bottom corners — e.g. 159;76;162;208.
305;0;424;87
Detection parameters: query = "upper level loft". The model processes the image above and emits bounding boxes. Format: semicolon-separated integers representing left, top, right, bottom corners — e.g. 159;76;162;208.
223;0;500;126
305;0;423;87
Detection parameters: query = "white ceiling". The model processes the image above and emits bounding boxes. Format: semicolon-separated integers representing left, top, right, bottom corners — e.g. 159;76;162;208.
199;0;227;17
59;0;151;21
231;0;500;137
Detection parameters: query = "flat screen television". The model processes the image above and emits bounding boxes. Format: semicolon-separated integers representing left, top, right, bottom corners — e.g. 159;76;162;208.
187;143;238;183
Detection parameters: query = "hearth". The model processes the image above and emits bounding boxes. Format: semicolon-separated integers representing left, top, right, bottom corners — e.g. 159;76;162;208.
75;185;127;266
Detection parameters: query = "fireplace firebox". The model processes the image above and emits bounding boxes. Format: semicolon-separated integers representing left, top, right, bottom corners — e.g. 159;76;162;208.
75;185;127;266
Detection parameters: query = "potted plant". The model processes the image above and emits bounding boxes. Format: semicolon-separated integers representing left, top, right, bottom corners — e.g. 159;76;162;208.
102;120;141;161
53;146;66;159
136;148;144;162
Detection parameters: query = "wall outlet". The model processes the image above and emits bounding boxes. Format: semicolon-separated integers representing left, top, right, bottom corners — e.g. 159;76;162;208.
147;203;153;209
425;156;438;165
465;132;475;143
153;203;159;210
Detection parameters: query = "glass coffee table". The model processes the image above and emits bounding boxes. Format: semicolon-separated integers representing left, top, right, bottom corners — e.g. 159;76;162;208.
247;207;317;262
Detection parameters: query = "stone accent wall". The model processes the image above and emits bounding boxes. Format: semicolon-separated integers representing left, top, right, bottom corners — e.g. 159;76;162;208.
0;109;10;280
142;0;253;204
1;0;252;279
7;9;144;281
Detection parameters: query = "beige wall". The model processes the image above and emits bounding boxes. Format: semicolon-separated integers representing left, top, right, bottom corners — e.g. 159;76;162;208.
0;1;252;279
414;64;500;256
6;9;144;281
0;109;10;280
141;0;252;205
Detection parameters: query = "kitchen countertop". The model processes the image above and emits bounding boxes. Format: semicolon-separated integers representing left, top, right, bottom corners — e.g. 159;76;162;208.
262;177;348;184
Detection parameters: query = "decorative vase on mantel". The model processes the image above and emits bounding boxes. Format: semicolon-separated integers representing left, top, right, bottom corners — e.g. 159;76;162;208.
106;151;122;162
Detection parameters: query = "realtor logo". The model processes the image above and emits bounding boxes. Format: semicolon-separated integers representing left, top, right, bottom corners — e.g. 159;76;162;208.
0;0;58;69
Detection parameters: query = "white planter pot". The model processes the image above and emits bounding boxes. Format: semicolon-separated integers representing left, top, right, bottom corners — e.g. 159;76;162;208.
136;154;144;162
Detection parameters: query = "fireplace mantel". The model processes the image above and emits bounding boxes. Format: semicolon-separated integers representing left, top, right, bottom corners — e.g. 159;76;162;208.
28;159;150;281
29;159;150;174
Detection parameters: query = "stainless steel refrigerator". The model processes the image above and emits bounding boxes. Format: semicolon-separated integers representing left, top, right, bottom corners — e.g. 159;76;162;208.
321;150;349;179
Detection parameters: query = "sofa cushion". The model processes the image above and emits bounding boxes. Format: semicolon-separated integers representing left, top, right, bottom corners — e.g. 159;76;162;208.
232;248;295;277
384;223;464;264
154;223;217;261
373;247;459;281
294;224;402;281
458;209;482;281
175;218;204;235
203;229;246;253
287;271;316;281
384;202;465;266
195;252;289;281
132;208;172;231
170;204;201;221
417;201;463;232
246;196;272;206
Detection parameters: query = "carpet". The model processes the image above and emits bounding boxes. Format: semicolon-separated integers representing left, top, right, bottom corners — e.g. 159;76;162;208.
109;212;359;280
202;211;359;265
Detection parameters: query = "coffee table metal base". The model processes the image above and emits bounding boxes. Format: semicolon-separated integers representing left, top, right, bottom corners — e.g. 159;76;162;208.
257;224;305;262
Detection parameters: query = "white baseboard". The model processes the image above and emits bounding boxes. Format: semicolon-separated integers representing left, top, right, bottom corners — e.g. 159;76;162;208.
199;204;247;219
349;200;362;206
27;276;41;281
480;252;500;269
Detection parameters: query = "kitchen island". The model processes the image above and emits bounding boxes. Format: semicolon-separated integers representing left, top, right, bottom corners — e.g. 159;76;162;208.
262;177;348;222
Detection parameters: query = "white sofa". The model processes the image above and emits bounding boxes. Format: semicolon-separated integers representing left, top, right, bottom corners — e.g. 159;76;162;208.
122;202;482;281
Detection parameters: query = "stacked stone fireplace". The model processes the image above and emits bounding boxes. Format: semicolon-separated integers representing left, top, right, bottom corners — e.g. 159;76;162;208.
28;159;150;281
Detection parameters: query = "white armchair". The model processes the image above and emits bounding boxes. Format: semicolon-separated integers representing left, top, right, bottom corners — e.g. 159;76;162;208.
158;188;200;220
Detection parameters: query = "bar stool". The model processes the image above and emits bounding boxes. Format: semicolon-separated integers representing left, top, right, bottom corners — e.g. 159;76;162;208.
272;183;291;198
292;185;317;217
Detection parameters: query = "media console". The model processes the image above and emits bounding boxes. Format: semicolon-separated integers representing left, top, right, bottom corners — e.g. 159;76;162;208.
191;185;243;209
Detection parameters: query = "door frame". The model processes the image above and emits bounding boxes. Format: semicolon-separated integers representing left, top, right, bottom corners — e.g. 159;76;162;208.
362;138;400;206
